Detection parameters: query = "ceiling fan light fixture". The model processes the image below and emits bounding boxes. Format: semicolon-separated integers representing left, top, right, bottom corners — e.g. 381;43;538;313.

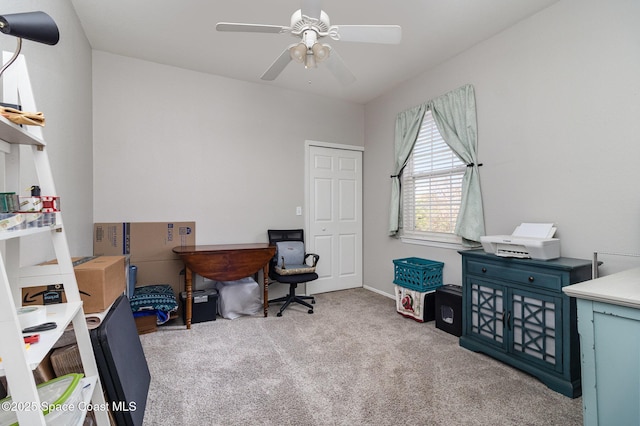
289;42;307;63
304;51;316;69
311;43;330;63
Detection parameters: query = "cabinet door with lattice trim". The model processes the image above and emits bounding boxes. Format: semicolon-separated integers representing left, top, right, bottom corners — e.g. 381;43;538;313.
510;288;562;372
468;279;506;350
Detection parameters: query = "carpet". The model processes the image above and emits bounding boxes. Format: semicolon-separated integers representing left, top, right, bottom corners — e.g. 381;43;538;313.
140;288;582;425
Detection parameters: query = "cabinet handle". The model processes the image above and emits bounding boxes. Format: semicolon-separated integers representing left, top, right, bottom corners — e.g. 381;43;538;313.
528;276;534;282
482;267;487;273
507;311;512;330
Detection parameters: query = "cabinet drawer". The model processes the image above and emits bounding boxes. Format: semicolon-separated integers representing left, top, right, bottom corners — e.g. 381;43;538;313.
467;260;562;291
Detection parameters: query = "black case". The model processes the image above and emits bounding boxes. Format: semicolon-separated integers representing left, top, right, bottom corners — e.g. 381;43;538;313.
435;284;463;337
90;294;150;426
180;289;218;324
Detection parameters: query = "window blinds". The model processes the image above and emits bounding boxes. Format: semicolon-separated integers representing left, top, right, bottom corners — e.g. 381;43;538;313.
402;110;466;234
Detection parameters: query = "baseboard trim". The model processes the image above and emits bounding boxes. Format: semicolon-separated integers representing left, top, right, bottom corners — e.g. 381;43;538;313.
363;284;394;300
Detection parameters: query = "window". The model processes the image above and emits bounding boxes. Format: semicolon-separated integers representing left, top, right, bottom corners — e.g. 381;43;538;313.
402;110;466;244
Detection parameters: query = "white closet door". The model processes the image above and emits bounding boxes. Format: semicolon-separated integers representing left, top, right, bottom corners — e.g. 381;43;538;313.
306;143;362;294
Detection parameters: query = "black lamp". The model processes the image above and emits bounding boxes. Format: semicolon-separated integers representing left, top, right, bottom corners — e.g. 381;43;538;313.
0;11;59;78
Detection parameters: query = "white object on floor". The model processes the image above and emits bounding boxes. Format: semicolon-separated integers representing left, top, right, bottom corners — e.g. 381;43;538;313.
215;277;262;319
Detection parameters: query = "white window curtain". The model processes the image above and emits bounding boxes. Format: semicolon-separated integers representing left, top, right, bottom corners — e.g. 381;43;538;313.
389;84;485;245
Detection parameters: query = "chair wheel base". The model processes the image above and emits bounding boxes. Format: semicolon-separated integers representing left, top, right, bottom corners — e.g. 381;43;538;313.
308;309;314;314
277;312;283;317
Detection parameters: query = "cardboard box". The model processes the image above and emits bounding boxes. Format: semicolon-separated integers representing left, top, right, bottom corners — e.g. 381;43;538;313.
134;314;157;335
22;256;126;313
93;222;195;300
93;222;195;261
33;353;56;385
134;259;185;304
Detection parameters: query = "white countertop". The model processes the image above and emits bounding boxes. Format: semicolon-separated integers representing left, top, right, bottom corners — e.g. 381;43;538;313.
563;266;640;309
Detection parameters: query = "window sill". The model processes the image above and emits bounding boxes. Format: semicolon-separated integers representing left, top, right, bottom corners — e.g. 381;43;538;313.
400;235;464;250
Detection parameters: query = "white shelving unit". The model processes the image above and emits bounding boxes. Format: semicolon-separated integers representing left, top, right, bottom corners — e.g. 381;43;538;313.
0;116;109;424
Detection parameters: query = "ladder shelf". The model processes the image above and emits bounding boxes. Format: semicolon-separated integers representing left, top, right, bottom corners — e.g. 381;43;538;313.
0;102;109;424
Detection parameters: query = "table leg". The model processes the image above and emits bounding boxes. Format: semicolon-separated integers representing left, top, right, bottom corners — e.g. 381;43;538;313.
263;264;269;317
185;267;193;329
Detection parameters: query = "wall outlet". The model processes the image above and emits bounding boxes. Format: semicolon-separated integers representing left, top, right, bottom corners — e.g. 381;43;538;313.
296;206;302;216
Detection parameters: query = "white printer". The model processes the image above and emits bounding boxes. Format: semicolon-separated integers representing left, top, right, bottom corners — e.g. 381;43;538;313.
480;223;560;260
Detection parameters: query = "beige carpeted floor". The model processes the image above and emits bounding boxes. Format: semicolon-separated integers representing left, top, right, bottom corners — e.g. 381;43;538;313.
140;288;582;425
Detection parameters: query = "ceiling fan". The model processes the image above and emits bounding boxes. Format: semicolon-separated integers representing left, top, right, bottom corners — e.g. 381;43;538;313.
216;0;401;85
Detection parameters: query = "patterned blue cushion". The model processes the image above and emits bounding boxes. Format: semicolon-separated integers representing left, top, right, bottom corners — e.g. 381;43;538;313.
130;284;178;315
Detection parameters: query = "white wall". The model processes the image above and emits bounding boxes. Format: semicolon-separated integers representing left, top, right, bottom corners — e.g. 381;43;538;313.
0;0;93;261
11;0;635;298
363;0;640;296
92;52;364;244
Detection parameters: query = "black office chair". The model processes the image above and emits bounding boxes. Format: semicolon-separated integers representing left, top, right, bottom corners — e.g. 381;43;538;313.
267;229;319;317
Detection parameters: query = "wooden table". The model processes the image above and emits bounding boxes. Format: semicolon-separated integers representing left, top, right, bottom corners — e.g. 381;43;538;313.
172;244;276;329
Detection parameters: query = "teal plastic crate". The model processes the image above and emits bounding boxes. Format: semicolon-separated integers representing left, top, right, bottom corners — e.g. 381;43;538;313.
393;257;444;292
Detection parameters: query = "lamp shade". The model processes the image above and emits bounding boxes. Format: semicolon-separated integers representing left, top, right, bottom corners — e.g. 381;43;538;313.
0;11;59;45
311;43;330;63
289;43;307;63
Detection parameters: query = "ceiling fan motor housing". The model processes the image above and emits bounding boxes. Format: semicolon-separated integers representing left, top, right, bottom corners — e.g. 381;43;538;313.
290;9;330;35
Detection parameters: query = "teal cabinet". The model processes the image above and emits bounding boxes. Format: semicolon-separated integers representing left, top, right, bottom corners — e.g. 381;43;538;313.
564;267;640;425
459;250;592;398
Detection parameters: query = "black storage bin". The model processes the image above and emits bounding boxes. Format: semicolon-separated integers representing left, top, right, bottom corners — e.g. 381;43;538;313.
180;289;218;324
435;284;463;336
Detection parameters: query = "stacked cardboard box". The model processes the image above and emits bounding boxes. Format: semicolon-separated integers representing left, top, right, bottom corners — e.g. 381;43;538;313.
22;256;127;314
93;222;195;301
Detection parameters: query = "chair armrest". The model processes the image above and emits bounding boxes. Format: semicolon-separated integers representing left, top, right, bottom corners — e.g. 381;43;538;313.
305;253;320;267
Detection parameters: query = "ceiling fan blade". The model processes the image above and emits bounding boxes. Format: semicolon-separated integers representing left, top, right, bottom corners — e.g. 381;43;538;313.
331;25;402;44
216;22;287;34
261;48;293;81
325;48;356;86
301;0;322;21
